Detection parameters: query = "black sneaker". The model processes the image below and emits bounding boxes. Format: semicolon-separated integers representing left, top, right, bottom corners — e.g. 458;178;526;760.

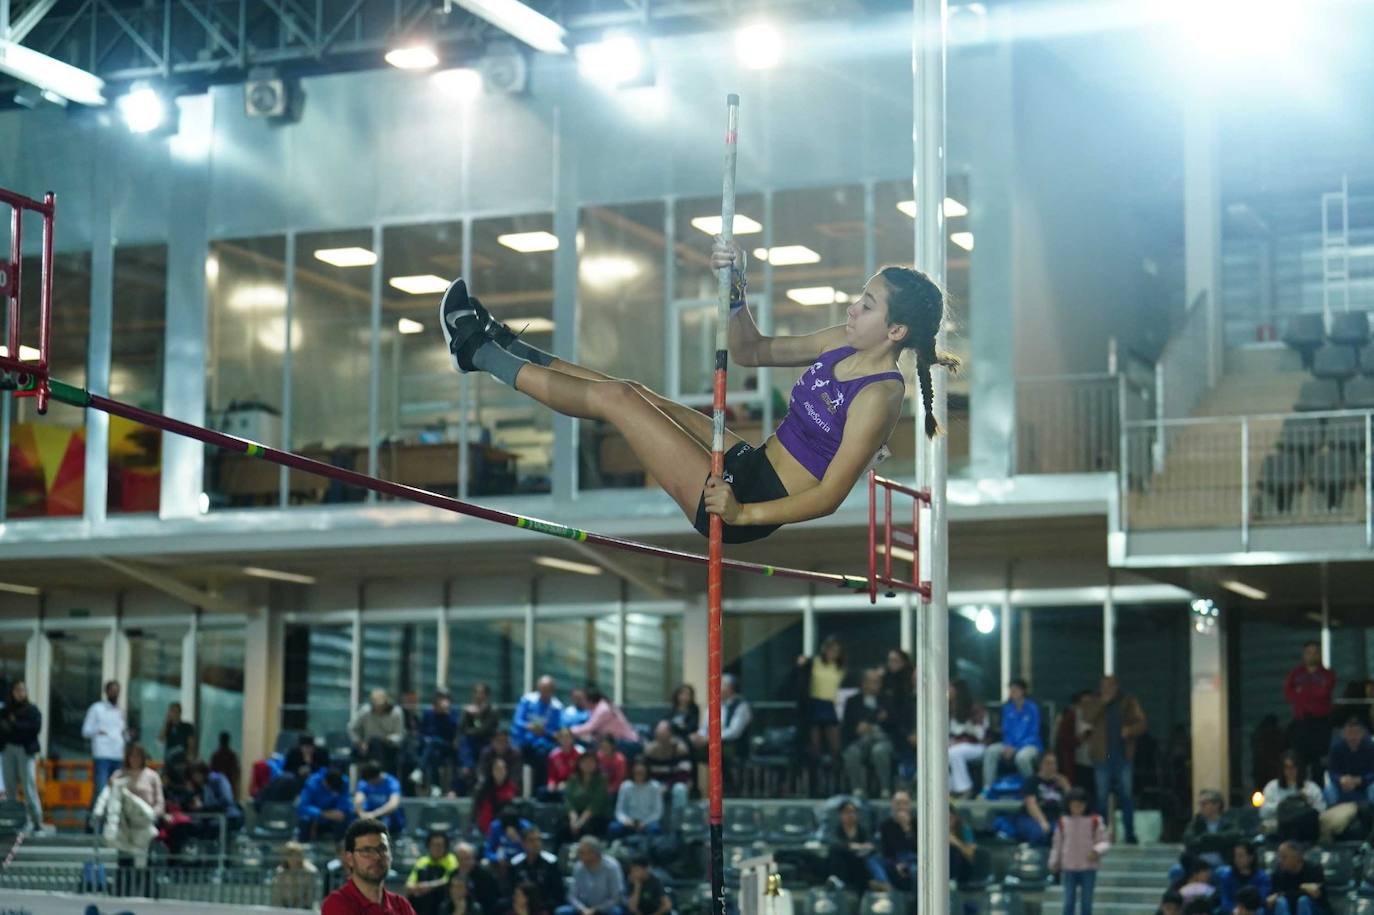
469;294;518;348
438;278;489;373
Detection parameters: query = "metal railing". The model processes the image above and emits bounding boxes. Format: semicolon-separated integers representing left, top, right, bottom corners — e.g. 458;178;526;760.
0;864;294;906
1121;408;1374;545
1014;370;1154;475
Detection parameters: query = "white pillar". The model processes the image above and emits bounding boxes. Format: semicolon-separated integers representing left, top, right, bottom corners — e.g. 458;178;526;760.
1320;564;1332;668
999;593;1013;697
1103;583;1116;677
181;614;199;724
1190;606;1229;800
241;606;283;799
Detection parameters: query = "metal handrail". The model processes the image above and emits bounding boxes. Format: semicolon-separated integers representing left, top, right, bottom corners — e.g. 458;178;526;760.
1126;406;1374;429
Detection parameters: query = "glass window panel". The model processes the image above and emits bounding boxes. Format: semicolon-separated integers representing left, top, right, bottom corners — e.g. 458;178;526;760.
1235;611;1322;792
578;201;666;491
448;616;526;706
1113;604;1189;803
722;612;802;731
361;621;438;706
948;608;1001;707
291;229;374;504
5;243;90;519
126;626;184;762
815;611;900;691
204;237;286;509
0;636;27;700
623;613;682;719
379;222;462;498
282;624;353;739
108;245;166;515
532;616;616;692
470;213;556;494
1029;607;1103;716
769;186;865;339
198;628;245;768
46;630;106;760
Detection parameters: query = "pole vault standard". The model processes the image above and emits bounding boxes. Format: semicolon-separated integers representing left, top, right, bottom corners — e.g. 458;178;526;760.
706;93;740;915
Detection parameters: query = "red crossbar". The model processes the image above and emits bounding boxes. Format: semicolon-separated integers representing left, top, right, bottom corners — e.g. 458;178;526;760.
0;189;55;414
867;470;931;604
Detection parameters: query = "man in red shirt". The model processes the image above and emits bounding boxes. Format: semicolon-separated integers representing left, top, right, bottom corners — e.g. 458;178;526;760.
1284;640;1336;785
322;818;417;915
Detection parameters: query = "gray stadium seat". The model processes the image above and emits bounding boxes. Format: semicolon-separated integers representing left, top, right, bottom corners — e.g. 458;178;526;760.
323;731;354;766
807;886;852;915
411;802;463;836
1296;379;1342;412
1002;844;1049;890
1360;343;1374;375
765;804;819;847
1310;449;1359;511
1284;313;1326;368
1259;451;1303;514
859;889;907;915
1313;344;1359;382
1331;311;1371;347
1324;416;1366;452
1312;846;1354;893
251;801;296;840
724;804;764;843
1345;376;1374;410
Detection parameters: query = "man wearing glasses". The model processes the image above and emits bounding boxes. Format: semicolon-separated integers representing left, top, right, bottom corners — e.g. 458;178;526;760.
322;818;417;914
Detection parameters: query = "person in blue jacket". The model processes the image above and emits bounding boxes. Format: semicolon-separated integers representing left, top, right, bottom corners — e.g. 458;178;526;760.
512;676;564;787
297;767;352;840
353;760;405;836
983;678;1043;793
1217;842;1272;915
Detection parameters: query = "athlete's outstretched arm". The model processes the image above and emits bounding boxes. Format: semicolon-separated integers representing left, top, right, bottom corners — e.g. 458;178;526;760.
703;381;903;526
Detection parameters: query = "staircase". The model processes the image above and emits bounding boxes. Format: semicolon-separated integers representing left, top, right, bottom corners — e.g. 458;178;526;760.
1040;843;1179;914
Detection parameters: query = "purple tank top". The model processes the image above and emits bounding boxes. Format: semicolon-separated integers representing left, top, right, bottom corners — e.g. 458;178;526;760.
773;346;905;481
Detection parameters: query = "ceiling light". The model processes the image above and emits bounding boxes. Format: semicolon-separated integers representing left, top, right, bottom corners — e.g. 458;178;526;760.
498;231;559;253
896;197;969;219
0;344;41;361
875;544;915;563
117;85;168;134
448;0;568;54
397;318;425;335
226;284;287;312
0;581;41;596
690;215;762;236
313;247;377;268
752;245;821;266
255;317;302;354
389;274;451;295
1219;579;1268;600
950;231;974;251
533;556;603;575
433;67;483;99
735;22;783;70
786;286;840;306
974;606;996;634
504;317;555;334
581;255;641;288
0;39;105;106
242;566;317;585
385;45;440;70
576;34;649;88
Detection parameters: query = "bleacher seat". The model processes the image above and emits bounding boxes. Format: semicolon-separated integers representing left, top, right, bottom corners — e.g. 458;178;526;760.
1259;451;1304;514
1360;343;1374;376
1310;449;1359;511
1296;379;1342;412
764;805;819;847
807;885;852;915
746;726;799;797
957;847;995;891
1313;846;1355;894
250;801;296;840
411;803;463;837
529;800;563;840
724;805;764;843
986;888;1026;915
323;731;354;766
1345;376;1374;410
679;801;707;843
1001;844;1049;890
1358;846;1374;896
859;889;906;915
1313;344;1359;383
1331;311;1371;348
1284;314;1326;368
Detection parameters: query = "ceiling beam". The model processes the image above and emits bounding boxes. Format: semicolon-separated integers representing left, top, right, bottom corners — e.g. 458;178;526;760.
569;541;683;600
93;556;253;616
8;0;60;45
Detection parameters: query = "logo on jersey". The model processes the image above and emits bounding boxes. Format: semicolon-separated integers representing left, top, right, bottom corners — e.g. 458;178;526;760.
821;390;846;414
811;378;830;391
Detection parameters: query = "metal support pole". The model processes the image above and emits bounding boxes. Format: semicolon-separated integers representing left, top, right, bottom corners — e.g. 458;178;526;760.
1102;580;1115;677
1320;564;1331;668
914;1;949;913
278;232;296;509
1240;419;1250;551
1365;413;1372;548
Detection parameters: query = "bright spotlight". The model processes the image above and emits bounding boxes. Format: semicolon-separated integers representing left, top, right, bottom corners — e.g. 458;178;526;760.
1176;0;1303;61
975;607;996;635
576;34;649;88
433;67;483;100
117;85;167;134
386;45;440;70
735;22;782;70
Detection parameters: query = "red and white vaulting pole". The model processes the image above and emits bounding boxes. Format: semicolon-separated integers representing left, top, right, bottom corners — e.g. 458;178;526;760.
707;92;739;915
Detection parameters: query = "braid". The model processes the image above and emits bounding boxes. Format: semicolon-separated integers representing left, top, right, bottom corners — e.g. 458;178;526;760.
917;358;938;438
879;265;960;439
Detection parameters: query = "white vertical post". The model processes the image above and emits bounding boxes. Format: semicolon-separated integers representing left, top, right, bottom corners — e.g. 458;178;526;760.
1320;564;1332;668
181;613;199;725
914;0;949;912
1102;584;1115;677
802;592;815;655
900;593;913;654
436;604;450;693
1240;419;1250;551
1000;592;1013;696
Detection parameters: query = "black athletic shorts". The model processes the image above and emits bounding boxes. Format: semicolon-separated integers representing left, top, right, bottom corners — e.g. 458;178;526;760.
693;442;789;544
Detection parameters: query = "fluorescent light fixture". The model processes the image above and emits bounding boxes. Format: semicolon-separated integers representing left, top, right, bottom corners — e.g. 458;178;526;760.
433;67;483;99
449;0;568;54
385;45;439;70
752;245;821;266
950;231;974;251
505;317;555;334
0;581;41;596
786;286;840;306
255;316;302;354
690;215;762;237
1219;579;1268;600
389;274;451;295
397;318;425;335
580;255;641;287
577;34;648;88
735;22;782;70
896;197;969;219
974;606;996;634
198;492;211;514
205;254;220;281
313;247;377;268
226;283;287;312
117;85;167;134
0;344;41;361
0;39;105;106
874;544;915;563
533;556;603;576
242;566;317;585
1178;0;1301;61
498;231;559;253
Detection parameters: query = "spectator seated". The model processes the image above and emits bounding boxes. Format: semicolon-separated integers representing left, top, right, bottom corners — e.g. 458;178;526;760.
405;830;459;915
982;680;1042;799
824;799;891;892
609;759;666;841
1182;789;1249;868
1324;717;1374;808
354;761;406;836
1012;751;1070;847
841;669;895;799
557;836;627;915
511;824;567;910
296;767;352;841
1269;840;1330;915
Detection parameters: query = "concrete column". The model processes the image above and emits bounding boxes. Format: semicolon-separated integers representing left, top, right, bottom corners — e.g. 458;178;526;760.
1190;607;1229;801
1000;594;1013;696
1103;583;1116;676
83;129;113;525
682;595;709;710
181;614;199;723
551;107;579;501
1184;93;1223;385
240;605;284;798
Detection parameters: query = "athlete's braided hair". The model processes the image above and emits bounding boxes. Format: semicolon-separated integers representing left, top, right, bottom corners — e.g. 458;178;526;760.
879;265;959;438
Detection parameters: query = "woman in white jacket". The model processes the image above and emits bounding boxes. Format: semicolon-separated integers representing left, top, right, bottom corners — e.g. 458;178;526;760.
93;743;163;896
1259;750;1324;835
